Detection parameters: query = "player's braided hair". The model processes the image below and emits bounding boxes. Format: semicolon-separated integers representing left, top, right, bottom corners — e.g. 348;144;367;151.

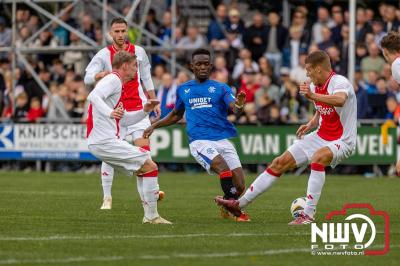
380;32;400;53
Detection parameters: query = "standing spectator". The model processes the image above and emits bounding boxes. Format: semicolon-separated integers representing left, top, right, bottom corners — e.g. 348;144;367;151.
280;80;306;123
13;92;29;121
207;4;228;44
282;26;308;69
291;9;311;45
258;57;274;81
232;48;259;80
63;32;87;74
361;42;386;81
176;26;206;62
290;52;308;85
317;26;334;51
366;8;375;22
15;26;31;48
364;71;379;94
50;59;66;84
0;17;11;59
158;11;172;42
27;97;44;122
356;7;372;42
152;64;166;91
46;83;70;121
264;10;287;76
144;8;160;46
238;69;260;103
211;55;229;81
327;46;345;75
225;28;243;69
157;73;177;119
354;79;370;119
24;69;49;103
243;13;267;62
355;43;368;69
255;74;280;108
385;96;400;120
383;4;400;32
27;14;40;33
372;20;386;47
32;29;59;66
339;24;350;76
81;15;95;41
226;9;245;35
312;6;335;43
330;5;344;45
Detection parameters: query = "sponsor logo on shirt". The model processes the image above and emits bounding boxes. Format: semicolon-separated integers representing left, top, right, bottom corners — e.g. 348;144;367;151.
184;88;191;94
316;105;335;116
189;97;212;109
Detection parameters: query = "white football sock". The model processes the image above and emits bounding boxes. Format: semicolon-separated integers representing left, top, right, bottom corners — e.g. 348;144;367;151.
142;175;160;220
136;176;148;216
101;162;114;199
239;169;279;208
304;163;326;218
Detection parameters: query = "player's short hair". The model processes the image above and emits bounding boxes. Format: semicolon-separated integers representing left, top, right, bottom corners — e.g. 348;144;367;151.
110;17;127;27
112;51;136;69
305;50;331;70
191;48;211;60
380;32;400;53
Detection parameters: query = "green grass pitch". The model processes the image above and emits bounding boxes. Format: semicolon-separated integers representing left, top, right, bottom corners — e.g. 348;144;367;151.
0;171;399;266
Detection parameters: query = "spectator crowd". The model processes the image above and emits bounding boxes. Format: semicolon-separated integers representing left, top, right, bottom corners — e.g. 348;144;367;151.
1;1;400;125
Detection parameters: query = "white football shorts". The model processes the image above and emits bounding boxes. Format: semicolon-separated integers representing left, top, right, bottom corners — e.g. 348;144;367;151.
288;131;355;168
123;116;151;142
88;140;151;175
189;139;242;174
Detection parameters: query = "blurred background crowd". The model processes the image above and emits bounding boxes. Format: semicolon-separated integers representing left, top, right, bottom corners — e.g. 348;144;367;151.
1;0;400;125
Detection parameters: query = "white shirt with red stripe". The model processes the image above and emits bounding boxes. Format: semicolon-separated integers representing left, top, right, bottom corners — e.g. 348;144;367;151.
391;57;400;84
84;43;154;111
310;72;357;148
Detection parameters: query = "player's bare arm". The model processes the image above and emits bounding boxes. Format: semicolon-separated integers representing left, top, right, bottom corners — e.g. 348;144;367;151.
299;82;348;107
95;71;110;82
147;90;161;118
143;108;185;138
229;91;246;114
296;112;320;138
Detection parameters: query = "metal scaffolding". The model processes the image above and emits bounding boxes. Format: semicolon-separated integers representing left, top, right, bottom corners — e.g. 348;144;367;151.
1;0;199;118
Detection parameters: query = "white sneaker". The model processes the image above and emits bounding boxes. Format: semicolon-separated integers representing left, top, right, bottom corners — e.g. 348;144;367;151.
142;216;172;224
100;197;112;210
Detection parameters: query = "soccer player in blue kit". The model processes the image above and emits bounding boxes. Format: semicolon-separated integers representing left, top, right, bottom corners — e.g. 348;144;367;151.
143;48;249;221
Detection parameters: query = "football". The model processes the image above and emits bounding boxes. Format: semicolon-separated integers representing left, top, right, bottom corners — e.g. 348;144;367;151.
290;197;307;218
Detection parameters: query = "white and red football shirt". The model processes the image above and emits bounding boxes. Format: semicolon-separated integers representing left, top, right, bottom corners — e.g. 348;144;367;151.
86;72;124;145
310;72;357;147
391;57;400;84
84;43;154;111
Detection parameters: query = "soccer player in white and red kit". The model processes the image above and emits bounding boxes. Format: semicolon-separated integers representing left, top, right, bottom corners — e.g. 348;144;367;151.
380;32;400;175
84;18;160;210
87;51;171;224
216;51;357;225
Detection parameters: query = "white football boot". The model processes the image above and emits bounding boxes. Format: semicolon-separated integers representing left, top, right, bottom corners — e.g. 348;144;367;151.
142;216;172;224
100;197;112;210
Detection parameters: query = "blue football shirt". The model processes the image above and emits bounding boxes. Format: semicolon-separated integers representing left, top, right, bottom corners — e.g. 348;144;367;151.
175;79;237;143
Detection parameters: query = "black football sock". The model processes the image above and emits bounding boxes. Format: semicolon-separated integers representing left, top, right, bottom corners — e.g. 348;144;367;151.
219;170;238;199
